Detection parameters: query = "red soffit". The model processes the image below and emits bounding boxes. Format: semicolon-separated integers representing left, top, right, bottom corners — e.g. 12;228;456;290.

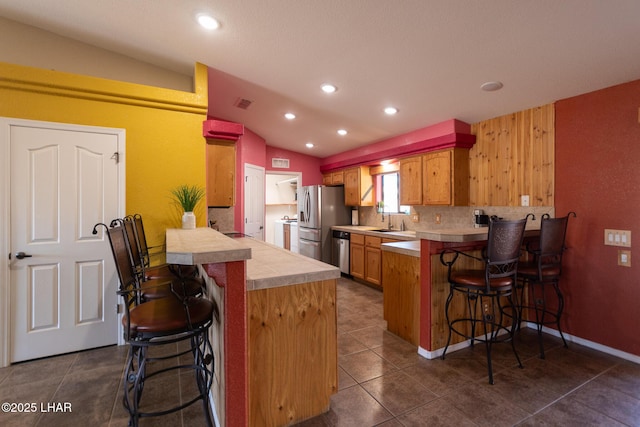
203;119;244;141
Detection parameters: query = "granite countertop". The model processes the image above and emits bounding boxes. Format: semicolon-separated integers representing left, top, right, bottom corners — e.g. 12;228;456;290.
332;225;417;241
166;228;251;265
236;237;340;291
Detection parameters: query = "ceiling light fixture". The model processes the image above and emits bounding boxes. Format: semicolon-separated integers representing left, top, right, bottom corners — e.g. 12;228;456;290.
306;142;314;148
384;106;398;115
337;129;347;136
284;112;296;120
480;81;503;92
321;84;337;94
197;14;220;30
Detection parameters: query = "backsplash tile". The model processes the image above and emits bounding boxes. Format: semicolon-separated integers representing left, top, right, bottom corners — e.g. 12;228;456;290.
357;205;554;231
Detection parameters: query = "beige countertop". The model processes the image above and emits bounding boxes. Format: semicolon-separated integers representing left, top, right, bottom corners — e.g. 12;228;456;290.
332;225;418;241
236;237;340;291
416;227;540;243
381;240;420;257
165;228;339;291
166;228;251;265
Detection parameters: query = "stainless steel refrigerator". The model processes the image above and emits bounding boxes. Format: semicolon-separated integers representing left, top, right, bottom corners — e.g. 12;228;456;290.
298;185;351;264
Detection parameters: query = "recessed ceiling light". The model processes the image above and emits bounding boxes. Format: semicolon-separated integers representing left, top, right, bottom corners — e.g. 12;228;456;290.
197;14;220;30
480;81;503;92
384;106;398;115
306;142;314;148
337;129;347;136
321;84;337;94
284;112;296;120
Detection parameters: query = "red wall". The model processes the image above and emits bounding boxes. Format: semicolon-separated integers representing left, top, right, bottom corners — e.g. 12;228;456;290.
555;79;640;356
232;129;324;231
265;145;323;186
234;128;267;232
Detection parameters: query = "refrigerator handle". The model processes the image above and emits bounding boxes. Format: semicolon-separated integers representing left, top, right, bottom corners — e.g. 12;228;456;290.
302;189;310;223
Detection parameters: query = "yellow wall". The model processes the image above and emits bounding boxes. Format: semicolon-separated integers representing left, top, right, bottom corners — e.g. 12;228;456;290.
0;61;208;250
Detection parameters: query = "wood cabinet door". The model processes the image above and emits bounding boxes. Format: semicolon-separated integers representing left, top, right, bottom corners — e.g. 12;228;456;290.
322;173;332;185
206;140;235;206
331;171;344;185
364;247;381;286
400;156;423;205
344;168;360;206
423;150;452;205
350;242;365;279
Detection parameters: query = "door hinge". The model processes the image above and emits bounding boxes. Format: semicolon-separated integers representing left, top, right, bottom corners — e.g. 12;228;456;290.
111;152;120;163
116;303;122;314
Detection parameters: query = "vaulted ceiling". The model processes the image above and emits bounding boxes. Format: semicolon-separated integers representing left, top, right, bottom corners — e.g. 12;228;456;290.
1;1;639;157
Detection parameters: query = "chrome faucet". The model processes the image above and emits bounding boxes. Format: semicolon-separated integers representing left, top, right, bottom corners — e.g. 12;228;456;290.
388;214;393;230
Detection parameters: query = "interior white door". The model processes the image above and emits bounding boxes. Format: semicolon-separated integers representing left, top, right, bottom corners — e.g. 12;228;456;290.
244;164;265;240
6;120;122;363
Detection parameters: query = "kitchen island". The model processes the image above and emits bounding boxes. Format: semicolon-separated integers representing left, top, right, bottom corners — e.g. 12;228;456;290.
166;228;339;427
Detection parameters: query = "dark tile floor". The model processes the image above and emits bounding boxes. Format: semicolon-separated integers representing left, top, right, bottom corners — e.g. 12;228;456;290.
1;276;639;426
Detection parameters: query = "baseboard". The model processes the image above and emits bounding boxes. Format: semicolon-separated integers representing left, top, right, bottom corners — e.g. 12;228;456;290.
419;323;640;364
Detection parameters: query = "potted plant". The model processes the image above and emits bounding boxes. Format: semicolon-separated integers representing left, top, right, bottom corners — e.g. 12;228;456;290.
170;184;205;229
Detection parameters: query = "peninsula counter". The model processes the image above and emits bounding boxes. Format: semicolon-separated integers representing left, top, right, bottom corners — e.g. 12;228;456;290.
166;228;339;427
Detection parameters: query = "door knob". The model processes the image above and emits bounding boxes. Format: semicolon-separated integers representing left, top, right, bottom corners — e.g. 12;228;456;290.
15;252;32;260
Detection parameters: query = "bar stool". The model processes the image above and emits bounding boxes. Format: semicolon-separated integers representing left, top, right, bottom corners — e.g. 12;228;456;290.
516;212;576;359
114;216;204;301
131;213;199;279
440;215;531;384
94;222;214;427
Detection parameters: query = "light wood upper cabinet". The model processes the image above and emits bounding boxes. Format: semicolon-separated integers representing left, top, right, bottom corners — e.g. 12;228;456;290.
344;166;374;206
422;148;469;206
399;155;423;205
322;171;345;186
331;171;344;185
206;140;235;207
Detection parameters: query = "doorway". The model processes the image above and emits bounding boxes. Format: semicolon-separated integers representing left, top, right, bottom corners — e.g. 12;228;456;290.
265;172;300;246
244;163;265;240
0;118;125;366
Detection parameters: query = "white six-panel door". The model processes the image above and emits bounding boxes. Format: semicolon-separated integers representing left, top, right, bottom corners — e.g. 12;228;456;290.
2;119;123;363
244;163;265;240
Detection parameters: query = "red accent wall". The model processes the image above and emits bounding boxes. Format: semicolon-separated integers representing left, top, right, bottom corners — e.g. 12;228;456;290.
234;128;267;232
555;79;640;356
232;130;325;231
265;145;323;186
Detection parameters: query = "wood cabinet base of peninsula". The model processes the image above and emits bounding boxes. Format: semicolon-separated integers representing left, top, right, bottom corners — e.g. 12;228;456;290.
383;251;420;345
248;279;338;427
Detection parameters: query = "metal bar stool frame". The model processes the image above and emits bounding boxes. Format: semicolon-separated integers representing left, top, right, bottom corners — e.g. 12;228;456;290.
516;212;576;359
440;215;532;384
94;222;214;427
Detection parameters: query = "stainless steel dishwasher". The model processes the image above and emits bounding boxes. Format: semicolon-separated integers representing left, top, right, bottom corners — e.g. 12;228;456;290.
332;230;350;274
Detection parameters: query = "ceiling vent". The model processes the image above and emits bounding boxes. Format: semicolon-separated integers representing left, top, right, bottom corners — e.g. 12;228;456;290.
234;98;253;110
272;158;290;168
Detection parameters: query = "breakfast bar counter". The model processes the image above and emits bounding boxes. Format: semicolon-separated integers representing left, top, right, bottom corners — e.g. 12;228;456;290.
413;227;539;359
165;228;338;427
